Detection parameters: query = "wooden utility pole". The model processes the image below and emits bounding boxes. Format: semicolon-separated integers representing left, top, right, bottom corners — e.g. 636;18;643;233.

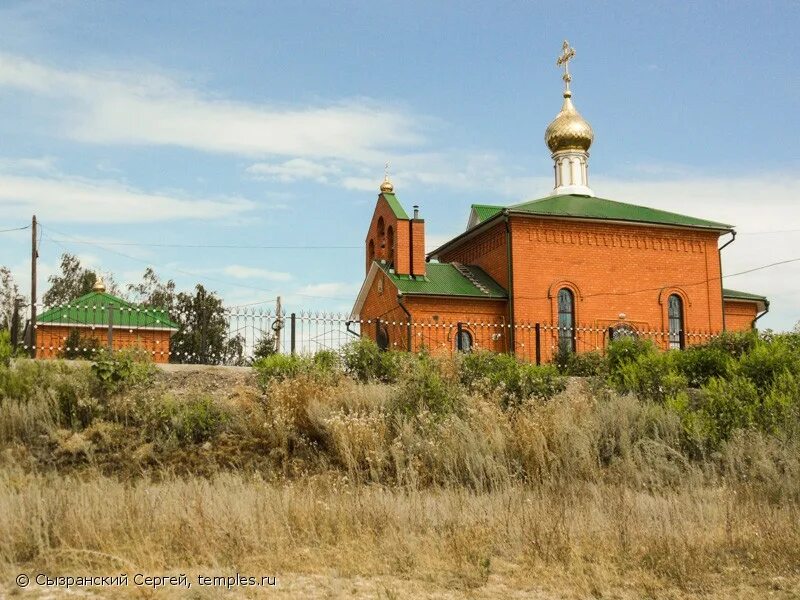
30;215;38;358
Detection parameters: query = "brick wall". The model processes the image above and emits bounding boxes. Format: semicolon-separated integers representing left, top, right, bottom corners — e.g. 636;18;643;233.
509;216;724;332
723;300;759;332
35;325;173;363
438;221;509;288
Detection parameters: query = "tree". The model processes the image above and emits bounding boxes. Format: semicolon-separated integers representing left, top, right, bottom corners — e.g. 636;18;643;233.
43;253;119;306
170;284;242;365
0;266;21;331
127;267;176;311
58;328;101;360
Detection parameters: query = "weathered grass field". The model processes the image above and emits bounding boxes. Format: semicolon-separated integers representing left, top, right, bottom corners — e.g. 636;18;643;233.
1;344;799;598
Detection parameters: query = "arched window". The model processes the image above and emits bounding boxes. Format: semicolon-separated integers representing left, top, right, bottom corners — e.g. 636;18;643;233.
368;239;375;265
386;225;394;267
611;323;638;341
557;288;575;353
376;217;385;260
456;328;473;353
668;294;684;350
376;323;389;351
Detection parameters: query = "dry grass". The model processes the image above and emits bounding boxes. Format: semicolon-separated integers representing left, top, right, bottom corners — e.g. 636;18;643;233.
1;361;799;597
0;469;798;598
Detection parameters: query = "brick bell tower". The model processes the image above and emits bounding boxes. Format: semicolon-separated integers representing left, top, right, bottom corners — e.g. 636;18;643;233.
364;167;426;278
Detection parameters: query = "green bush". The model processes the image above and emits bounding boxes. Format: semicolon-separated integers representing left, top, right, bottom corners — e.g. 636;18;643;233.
254;353;308;382
254;351;342;385
150;394;228;444
737;339;800;390
459;350;565;408
341;339;406;383
557;349;608;377
392;353;461;417
607;337;656;378
698;375;760;445
58;329;101;360
91;348;155;394
614;352;687;403
672;345;732;387
0;330;11;367
707;330;758;359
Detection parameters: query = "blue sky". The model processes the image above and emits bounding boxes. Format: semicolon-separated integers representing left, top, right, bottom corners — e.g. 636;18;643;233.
0;1;798;329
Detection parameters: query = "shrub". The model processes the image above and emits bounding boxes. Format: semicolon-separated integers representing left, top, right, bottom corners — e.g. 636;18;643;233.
707;330;758;359
58;329;101;360
698;375;760;445
254;351;341;385
251;333;278;361
341;339;406;383
91;348;155;394
557;349;608;377
151;394;228;444
391;353;461;418
607;337;656;381
737;339;800;390
254;353;308;382
672;345;732;387
459;350;565;408
0;330;11;367
614;352;687;403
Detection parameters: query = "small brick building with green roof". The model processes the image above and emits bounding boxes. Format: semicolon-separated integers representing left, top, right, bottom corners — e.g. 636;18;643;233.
33;280;179;363
352;47;767;359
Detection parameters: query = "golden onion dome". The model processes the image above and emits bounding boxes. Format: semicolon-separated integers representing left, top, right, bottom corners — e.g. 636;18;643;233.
544;91;594;153
92;277;106;293
379;176;394;193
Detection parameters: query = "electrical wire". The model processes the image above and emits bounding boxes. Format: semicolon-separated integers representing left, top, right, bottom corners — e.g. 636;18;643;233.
0;225;30;234
40;223;355;301
47;238;361;249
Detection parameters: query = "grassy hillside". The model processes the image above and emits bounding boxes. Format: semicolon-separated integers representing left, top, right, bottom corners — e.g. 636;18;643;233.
0;332;799;598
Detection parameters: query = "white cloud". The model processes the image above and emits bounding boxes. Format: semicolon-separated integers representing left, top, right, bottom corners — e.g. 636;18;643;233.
0;173;255;223
0;53;423;161
246;159;342;183
223;265;292;282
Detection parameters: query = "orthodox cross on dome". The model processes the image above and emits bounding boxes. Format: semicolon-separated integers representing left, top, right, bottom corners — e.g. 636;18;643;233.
380;161;394;193
556;40;576;93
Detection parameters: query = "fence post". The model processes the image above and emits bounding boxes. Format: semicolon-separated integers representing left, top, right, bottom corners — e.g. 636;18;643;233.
680;328;686;350
456;322;463;352
107;303;114;352
607;326;614;348
290;312;296;355
535;323;541;365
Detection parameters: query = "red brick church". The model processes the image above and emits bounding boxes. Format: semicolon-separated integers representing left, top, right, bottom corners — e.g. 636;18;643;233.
351;41;767;361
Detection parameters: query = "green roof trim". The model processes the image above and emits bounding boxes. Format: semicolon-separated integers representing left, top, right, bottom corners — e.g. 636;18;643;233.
508;194;733;231
380;193;409;220
470;204;504;224
378;262;507;299
36;291;180;330
723;288;768;302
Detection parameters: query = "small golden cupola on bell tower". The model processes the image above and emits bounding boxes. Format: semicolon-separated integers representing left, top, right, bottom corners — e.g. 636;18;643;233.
545;40;595;197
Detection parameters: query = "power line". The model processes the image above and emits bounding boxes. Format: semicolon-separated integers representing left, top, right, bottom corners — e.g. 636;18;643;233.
39;223;355;301
47;238;361;249
0;225;30;234
737;228;800;235
515;256;800;303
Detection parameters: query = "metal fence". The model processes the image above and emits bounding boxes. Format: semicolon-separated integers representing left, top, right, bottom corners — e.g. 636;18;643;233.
11;301;721;366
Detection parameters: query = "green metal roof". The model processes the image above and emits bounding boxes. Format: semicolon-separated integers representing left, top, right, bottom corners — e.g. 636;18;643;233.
37;291;180;329
380;193;409;219
723;288;767;302
470;204;504;224
508;194;733;231
378;262;507;299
